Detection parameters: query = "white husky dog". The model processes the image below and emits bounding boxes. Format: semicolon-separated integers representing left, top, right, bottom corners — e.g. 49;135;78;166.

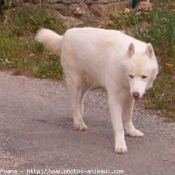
35;27;158;154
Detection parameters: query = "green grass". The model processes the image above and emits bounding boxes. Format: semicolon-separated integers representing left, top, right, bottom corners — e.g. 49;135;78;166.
0;1;175;119
111;0;175;119
0;6;66;78
35;54;63;79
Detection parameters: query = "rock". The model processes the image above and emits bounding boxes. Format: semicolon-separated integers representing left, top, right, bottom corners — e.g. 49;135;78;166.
9;0;130;29
62;0;83;3
85;0;117;5
23;3;38;10
46;0;82;3
62;15;84;28
53;11;84;28
12;0;40;5
11;0;23;6
90;2;126;18
137;2;152;11
29;0;128;19
69;3;87;16
124;7;130;14
46;0;64;3
24;0;40;4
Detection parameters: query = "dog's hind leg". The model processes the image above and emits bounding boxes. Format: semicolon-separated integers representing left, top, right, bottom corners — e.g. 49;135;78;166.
123;95;144;137
66;76;89;131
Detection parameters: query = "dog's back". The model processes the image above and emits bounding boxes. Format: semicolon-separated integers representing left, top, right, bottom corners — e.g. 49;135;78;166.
60;27;146;86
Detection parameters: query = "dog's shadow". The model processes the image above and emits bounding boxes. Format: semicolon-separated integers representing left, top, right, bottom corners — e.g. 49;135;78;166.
33;114;73;130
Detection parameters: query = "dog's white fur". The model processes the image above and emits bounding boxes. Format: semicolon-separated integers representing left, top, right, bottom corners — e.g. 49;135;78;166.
35;27;158;154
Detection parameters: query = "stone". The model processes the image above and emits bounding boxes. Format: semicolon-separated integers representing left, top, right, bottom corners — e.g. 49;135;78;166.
63;0;83;4
85;0;117;5
11;0;24;5
137;2;152;11
24;0;40;3
69;3;88;16
22;3;38;10
54;11;84;28
90;2;126;17
51;3;67;11
46;0;63;3
124;7;130;14
9;0;130;29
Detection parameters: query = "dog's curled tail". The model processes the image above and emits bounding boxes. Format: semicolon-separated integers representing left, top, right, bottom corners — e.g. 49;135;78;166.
35;28;63;55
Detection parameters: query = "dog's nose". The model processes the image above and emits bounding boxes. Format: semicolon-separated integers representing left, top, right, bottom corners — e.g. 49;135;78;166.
132;92;140;99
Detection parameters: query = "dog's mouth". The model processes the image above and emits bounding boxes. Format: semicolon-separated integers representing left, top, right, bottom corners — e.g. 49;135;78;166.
133;96;141;101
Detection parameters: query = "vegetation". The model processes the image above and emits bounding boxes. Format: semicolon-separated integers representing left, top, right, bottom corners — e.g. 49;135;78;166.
111;0;175;119
0;0;174;119
0;6;66;78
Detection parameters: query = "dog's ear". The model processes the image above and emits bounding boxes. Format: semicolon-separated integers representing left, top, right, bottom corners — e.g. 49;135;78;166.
145;43;155;59
127;43;135;58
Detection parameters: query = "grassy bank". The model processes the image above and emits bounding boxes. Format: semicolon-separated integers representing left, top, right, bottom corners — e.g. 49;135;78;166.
0;1;174;119
0;7;66;78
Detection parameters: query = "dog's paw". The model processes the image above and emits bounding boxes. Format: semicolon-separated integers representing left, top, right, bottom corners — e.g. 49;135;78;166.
115;144;128;154
74;121;88;131
127;129;144;137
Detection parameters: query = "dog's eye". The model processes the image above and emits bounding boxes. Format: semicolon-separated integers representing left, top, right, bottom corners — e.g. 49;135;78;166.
129;74;134;78
142;75;147;79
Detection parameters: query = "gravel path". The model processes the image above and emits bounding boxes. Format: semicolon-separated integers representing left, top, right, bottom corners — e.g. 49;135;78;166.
0;72;174;175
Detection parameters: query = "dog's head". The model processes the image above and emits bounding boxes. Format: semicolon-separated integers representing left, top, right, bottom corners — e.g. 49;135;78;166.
122;43;159;100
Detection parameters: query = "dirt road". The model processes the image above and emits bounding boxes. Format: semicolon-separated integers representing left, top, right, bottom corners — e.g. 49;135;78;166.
0;72;174;175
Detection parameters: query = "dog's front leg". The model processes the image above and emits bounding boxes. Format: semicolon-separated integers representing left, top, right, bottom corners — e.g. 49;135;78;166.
123;95;144;137
108;93;128;154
